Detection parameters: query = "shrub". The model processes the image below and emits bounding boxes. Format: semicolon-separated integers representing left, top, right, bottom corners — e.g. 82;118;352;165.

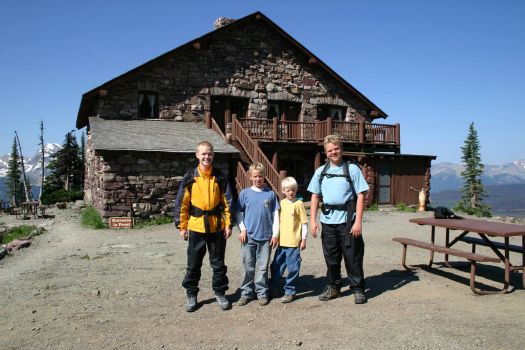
81;206;106;229
133;215;173;229
395;202;416;213
1;225;36;244
367;204;379;211
41;189;84;205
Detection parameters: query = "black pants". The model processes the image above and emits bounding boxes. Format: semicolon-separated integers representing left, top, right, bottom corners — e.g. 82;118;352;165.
182;230;228;296
321;223;365;290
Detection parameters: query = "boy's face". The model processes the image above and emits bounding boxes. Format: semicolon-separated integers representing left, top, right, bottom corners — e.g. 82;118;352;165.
196;145;214;169
324;142;342;165
250;169;265;189
282;187;296;201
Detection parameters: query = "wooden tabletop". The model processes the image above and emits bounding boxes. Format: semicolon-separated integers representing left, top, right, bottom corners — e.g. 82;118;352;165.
409;217;525;237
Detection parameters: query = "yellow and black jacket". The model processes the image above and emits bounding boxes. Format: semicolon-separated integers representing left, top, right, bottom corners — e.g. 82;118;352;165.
173;166;233;234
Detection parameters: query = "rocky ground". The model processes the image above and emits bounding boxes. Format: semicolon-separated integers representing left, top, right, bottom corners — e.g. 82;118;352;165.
1;207;524;349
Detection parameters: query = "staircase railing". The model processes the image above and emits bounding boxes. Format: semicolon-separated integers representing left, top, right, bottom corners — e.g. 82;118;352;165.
232;117;281;194
235;162;251;195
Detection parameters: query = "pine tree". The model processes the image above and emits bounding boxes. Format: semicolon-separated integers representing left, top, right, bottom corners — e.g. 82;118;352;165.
79;131;86;191
455;122;491;217
5;137;24;205
44;131;83;192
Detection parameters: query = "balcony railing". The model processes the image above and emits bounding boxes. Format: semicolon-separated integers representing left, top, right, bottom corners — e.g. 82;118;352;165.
237;117;400;146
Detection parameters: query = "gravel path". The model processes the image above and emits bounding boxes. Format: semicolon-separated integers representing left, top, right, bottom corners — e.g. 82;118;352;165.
1;208;524;349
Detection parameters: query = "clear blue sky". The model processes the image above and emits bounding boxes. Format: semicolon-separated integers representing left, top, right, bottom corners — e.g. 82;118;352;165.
1;0;524;165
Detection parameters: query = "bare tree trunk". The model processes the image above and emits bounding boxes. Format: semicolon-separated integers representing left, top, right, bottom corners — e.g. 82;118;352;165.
39;120;45;202
14;131;30;202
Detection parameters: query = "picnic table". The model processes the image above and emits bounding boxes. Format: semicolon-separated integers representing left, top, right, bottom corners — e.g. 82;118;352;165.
392;217;525;294
18;201;40;219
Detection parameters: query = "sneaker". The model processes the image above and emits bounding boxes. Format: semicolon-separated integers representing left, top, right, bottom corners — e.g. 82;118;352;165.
281;294;295;303
258;296;269;306
318;286;340;301
237;297;251;306
353;289;367;304
215;293;231;310
186;294;197;312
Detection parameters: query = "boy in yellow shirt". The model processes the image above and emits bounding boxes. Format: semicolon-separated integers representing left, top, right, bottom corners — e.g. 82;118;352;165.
269;177;308;303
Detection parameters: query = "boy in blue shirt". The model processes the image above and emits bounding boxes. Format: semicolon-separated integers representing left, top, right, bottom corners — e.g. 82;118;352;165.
236;163;280;306
270;176;308;303
307;135;369;304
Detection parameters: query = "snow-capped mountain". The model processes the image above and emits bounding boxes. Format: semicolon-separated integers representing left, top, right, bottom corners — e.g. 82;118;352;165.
431;159;525;192
0;143;61;183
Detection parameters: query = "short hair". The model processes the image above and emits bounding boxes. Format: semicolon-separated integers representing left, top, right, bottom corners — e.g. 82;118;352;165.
281;177;298;191
196;140;214;152
248;162;265;175
323;134;342;149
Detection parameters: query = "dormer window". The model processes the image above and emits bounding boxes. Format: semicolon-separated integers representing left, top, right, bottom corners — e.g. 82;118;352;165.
138;92;159;118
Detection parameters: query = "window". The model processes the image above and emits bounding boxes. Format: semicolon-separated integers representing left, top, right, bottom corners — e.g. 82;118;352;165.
138;92;159;118
267;100;301;121
317;104;347;121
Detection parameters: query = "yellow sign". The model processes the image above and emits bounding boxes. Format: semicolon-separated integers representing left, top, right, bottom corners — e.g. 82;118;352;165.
109;217;133;229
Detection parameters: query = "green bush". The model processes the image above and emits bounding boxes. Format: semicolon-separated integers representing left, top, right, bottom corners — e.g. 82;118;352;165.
1;225;36;244
367;204;379;211
41;189;84;205
395;202;416;212
81;206;106;229
133;215;173;229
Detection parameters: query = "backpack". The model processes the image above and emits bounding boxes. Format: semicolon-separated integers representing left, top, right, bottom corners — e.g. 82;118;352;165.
434;206;463;219
319;160;358;201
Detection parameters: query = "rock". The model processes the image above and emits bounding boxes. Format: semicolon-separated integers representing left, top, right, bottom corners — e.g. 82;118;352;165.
5;239;31;251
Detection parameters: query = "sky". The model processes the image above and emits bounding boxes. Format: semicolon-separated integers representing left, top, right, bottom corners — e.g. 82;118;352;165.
1;0;524;165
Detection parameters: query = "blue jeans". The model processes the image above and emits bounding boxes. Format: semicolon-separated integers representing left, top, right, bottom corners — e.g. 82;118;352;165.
240;237;271;298
270;246;301;295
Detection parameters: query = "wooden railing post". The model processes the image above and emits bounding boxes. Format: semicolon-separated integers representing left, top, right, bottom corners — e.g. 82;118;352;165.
327;117;333;135
279;170;287;194
231;114;237;142
272;151;279;171
253;139;259;163
272;117;278;142
395;123;400;146
314;151;321;170
205;112;211;129
359;121;365;144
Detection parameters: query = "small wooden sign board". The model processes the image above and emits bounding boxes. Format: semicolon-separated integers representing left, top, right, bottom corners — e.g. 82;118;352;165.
109;217;133;229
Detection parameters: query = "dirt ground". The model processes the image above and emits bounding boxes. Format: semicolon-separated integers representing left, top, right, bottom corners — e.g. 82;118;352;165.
1;207;524;350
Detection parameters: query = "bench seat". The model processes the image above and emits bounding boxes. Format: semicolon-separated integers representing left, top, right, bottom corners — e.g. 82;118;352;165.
392;237;500;294
460;236;523;253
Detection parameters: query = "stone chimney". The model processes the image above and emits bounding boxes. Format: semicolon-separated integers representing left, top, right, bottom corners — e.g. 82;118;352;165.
213;17;236;29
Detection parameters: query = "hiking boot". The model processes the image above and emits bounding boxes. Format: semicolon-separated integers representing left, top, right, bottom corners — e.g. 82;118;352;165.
258;296;269;306
215;293;231;310
318;286;340;301
281;294;295;303
237;296;251;306
270;289;281;299
353;289;366;304
186;294;197;312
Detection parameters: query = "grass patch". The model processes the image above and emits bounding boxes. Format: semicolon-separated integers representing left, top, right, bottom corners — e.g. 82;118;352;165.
81;206;106;229
367;204;379;211
133;215;173;229
395;202;416;213
1;225;37;244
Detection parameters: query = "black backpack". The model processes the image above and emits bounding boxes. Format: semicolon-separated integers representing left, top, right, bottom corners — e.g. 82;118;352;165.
318;160;358;200
434;206;462;219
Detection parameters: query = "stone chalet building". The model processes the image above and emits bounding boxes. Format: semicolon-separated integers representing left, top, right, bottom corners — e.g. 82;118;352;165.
76;12;436;218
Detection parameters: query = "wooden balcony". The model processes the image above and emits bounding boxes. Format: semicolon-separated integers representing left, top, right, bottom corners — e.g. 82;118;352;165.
235;117;400;149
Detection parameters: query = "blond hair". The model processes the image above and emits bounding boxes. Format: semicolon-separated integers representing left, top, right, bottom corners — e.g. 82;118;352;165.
323;134;342;149
196;140;214;152
281;177;298;191
248;162;265;175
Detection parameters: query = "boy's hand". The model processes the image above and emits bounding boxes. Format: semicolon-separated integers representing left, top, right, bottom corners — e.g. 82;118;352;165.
350;221;362;237
239;229;247;244
300;239;306;251
179;229;188;241
310;218;318;238
271;236;279;249
224;228;232;239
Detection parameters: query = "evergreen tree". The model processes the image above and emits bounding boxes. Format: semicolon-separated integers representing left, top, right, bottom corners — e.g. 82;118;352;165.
44;131;83;192
79;131;86;191
455;122;491;217
5;137;24;205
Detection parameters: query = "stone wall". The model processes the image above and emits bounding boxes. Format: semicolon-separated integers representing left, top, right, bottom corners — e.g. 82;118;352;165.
84;133;231;217
94;19;374;124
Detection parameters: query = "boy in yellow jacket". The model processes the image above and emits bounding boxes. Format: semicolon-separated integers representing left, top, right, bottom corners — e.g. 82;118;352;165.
174;141;233;312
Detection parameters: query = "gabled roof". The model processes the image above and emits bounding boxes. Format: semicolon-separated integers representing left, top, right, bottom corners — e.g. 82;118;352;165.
77;11;387;129
89;117;239;153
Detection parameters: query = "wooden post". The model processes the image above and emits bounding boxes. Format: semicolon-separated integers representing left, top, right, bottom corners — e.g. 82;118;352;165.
279;170;288;195
395;123;401;146
205;112;211;129
314;151;321;170
272;117;278;142
231;114;237;142
327;117;333;135
253;139;259;163
272;151;279;170
359;121;365;144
